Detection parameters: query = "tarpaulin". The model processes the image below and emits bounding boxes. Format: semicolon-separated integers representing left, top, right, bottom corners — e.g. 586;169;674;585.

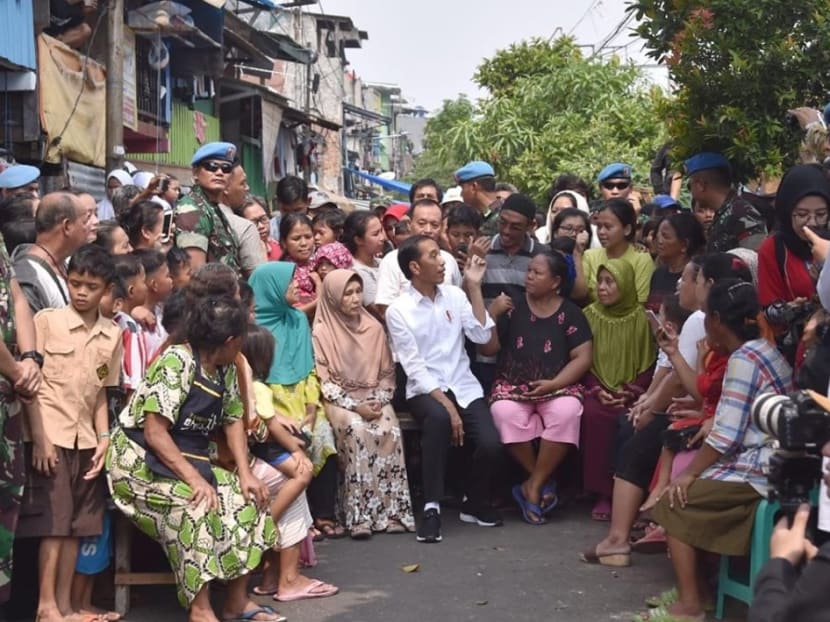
38;34;106;167
347;168;411;195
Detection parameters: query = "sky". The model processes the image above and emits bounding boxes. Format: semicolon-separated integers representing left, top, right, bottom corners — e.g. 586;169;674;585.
321;0;666;112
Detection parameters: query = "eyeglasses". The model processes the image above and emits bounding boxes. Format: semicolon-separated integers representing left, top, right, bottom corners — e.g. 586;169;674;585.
602;181;630;191
251;215;270;225
557;225;586;234
201;161;234;174
793;210;829;223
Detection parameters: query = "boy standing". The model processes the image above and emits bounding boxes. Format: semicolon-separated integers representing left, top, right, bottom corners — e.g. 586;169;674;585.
19;244;123;622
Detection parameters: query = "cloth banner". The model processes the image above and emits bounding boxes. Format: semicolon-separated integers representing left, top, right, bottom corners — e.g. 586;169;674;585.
38;34;106;167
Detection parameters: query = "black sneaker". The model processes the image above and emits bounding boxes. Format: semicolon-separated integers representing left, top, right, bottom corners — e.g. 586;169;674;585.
459;502;503;527
416;508;442;543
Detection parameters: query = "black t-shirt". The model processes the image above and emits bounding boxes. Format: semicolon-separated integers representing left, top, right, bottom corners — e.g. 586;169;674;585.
491;296;592;400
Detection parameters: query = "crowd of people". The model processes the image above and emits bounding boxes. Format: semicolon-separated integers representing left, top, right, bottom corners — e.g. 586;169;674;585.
0;138;828;622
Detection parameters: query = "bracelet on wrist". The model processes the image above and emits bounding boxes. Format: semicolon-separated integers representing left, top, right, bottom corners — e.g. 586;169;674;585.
20;351;44;368
98;432;111;439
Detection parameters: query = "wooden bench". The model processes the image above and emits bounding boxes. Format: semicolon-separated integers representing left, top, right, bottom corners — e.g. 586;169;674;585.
113;514;175;616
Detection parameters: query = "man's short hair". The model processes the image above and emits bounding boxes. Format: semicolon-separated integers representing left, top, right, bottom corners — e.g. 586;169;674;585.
474;176;496;193
407;198;442;220
446;204;483;231
694;167;732;189
397;234;431;280
67;244;116;284
495;182;518;194
409;178;443;204
276;176;308;206
35;192;79;234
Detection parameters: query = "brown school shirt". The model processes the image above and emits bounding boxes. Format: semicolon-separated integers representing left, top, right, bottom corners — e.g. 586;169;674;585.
34;307;122;449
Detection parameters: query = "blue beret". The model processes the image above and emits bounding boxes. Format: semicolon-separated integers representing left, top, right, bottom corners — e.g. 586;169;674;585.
823;103;830;126
0;164;39;189
597;162;632;182
191;142;238;167
652;194;681;210
685;152;730;176
454;160;495;183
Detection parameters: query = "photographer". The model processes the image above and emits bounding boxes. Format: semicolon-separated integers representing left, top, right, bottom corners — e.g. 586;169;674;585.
749;499;830;620
757;164;830;364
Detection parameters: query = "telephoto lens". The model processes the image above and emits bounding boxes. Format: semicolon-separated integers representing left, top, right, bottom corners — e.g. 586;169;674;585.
752;393;793;440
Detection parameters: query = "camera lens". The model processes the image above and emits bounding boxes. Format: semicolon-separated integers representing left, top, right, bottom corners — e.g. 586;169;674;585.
752;393;791;439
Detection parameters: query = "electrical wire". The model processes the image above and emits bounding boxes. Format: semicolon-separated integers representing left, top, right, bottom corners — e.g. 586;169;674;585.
48;6;108;152
592;11;636;58
568;0;602;36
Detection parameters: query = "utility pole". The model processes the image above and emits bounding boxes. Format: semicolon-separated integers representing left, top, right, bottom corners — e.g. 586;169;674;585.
106;0;125;172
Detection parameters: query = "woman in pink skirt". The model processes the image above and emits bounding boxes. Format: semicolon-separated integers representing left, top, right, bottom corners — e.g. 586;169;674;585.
481;252;593;525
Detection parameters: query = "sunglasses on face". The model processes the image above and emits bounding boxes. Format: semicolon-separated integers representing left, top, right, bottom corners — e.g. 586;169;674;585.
602;181;630;191
201;161;234;174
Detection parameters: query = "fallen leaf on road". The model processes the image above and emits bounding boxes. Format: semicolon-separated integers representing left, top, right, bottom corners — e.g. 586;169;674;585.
401;564;420;573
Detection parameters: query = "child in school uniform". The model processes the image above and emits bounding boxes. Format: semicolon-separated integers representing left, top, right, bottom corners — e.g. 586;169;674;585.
131;249;173;360
19;244;123;622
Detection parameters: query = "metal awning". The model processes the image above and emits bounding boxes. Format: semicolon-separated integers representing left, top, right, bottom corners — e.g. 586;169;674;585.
283;107;341;132
223;11;315;64
343;103;390;125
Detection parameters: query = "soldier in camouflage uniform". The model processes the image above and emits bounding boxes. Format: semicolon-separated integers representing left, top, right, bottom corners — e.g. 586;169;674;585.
0;235;41;604
686;152;768;253
456;161;503;237
175;142;242;276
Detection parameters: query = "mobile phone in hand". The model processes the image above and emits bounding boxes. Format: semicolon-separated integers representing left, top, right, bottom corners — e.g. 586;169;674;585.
645;309;664;334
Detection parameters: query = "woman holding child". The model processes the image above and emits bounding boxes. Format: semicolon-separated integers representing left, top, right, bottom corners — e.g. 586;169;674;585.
312;269;414;538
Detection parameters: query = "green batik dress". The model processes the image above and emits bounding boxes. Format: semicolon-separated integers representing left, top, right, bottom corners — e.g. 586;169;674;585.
105;345;276;608
0;235;19;604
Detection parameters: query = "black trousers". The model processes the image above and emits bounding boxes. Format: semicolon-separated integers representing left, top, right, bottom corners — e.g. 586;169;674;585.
307;454;337;520
614;414;670;491
407;393;502;507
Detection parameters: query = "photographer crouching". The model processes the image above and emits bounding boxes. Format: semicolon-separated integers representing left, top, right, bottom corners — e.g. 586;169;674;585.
747;226;830;621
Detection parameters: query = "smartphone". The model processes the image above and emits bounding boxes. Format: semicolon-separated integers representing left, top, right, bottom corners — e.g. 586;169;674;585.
161;211;173;242
645;309;664;333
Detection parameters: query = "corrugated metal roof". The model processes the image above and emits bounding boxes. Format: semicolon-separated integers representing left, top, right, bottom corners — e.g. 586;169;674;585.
0;1;36;71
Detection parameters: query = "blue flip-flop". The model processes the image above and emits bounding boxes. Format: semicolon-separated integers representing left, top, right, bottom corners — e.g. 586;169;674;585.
541;481;559;515
223;605;286;622
512;484;547;525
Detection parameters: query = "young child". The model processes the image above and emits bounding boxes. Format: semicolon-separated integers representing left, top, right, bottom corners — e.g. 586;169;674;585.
21;244;123;622
280;213;319;316
70;255;148;621
132;249;173;359
444;204;482;273
166;246;192;290
312;210;346;248
312;242;353;282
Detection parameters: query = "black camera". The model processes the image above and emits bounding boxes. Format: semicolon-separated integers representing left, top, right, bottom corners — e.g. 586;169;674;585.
765;299;815;326
752;391;830;514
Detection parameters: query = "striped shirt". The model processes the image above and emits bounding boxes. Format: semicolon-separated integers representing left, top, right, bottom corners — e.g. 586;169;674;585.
114;311;148;392
702;339;794;496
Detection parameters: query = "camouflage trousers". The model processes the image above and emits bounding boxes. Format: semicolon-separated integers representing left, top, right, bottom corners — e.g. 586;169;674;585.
0;396;22;605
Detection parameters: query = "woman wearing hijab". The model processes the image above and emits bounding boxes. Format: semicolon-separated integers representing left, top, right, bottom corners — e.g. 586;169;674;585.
249;262;344;539
538;189;600;248
757;164;830;362
97;169;133;221
580;259;656;521
312;269;414;539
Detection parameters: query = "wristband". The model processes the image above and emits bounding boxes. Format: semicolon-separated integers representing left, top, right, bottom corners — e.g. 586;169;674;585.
98;432;111;439
20;351;44;368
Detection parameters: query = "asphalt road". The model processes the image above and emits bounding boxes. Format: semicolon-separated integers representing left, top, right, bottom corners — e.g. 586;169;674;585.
106;501;748;622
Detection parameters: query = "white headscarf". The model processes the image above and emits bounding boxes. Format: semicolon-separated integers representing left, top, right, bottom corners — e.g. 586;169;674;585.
537;190;591;244
98;169;135;221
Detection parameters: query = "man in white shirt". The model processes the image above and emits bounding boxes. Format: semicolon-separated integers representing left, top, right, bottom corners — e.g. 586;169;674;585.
386;234;503;543
375;199;461;316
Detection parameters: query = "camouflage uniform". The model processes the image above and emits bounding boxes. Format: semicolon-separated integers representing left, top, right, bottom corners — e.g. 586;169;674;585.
706;192;768;253
0;237;20;604
478;198;504;238
175;185;242;275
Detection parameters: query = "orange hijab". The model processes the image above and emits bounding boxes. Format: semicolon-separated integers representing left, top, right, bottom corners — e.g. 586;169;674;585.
312;269;395;400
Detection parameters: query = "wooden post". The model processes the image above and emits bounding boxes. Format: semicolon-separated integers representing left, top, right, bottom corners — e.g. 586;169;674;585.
106;0;125;172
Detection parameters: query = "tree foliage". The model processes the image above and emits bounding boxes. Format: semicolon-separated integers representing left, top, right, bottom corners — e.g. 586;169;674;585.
408;95;474;188
630;0;830;181
412;38;666;204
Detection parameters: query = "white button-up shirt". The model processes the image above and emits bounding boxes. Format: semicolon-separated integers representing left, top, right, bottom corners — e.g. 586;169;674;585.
374;248;462;306
386;284;494;408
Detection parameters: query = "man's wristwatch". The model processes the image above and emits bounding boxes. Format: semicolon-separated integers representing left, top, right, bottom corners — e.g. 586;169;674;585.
20;351;44;368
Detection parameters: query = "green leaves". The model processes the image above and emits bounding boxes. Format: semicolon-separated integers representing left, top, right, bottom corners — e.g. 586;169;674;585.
410;37;666;204
634;0;830;181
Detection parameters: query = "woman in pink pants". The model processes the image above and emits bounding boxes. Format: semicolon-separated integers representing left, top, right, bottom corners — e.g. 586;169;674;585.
481;252;593;525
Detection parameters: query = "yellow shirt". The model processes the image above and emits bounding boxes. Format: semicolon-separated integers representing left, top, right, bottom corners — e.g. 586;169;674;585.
34;307;122;449
582;244;655;305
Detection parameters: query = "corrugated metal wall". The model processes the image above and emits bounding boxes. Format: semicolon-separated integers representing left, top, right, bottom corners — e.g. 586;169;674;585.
128;101;220;168
0;1;36;70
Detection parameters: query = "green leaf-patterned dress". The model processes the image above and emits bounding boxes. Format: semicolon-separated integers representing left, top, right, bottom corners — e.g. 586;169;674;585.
105;345;276;607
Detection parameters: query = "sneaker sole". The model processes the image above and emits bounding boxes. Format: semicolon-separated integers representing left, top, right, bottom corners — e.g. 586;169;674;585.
459;512;502;527
416;534;442;543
